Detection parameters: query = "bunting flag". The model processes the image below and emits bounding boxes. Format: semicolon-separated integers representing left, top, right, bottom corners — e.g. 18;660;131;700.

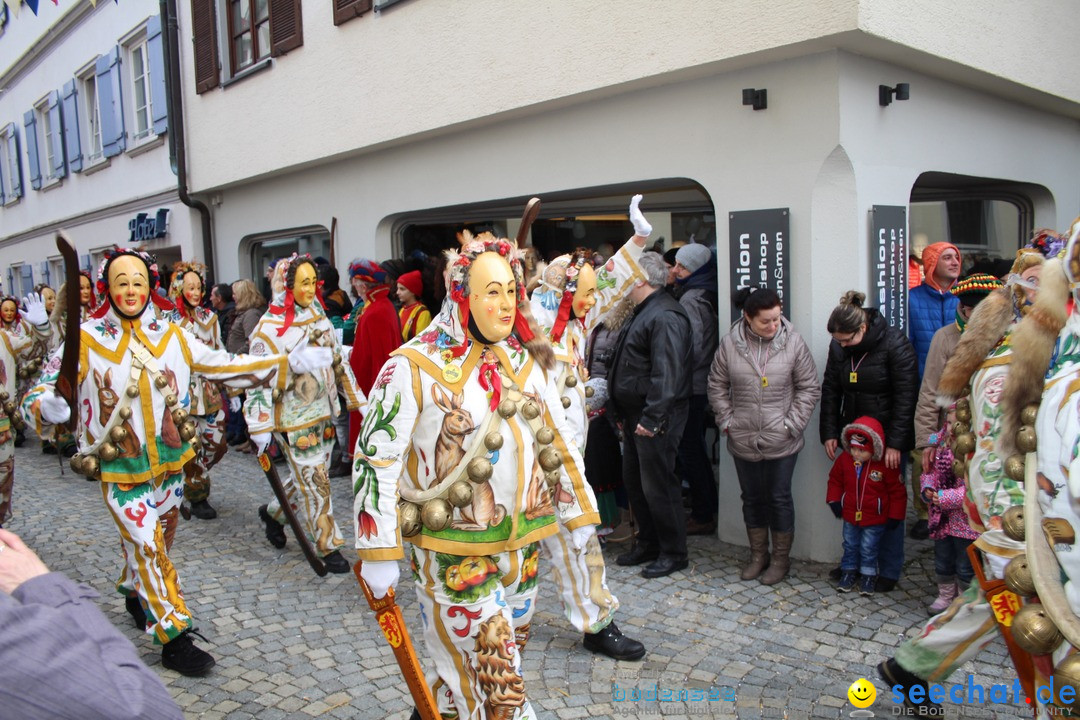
23;0;38;15
6;0;18;19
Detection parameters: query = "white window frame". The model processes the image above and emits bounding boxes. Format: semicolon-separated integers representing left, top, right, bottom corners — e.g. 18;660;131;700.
77;59;106;168
120;21;160;149
48;257;64;292
9;263;25;297
35;96;61;186
0;125;16;206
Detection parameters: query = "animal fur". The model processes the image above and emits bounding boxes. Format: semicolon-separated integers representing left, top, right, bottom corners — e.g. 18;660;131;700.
998;257;1069;455
936;289;1015;405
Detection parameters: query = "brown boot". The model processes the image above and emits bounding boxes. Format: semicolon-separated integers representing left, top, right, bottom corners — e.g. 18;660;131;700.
740;527;770;581
760;530;793;585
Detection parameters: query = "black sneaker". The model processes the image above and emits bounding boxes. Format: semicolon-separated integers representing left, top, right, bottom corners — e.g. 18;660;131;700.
837;571;857;593
878;658;941;715
859;574;877;596
323;550;351;574
60;443;78;458
13;430;25;448
190;500;218;520
161;630;216;676
259;505;287;549
42;441;57;455
125;595;147;629
582;622;646;661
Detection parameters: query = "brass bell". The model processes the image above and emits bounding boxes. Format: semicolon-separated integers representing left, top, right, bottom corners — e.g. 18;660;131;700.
98;442;119;461
520;401;540;421
126;386;140;399
447;481;474;509
1003;555;1036;597
1016;425;1038;454
1021;403;1040;427
309;328;323;341
952;420;971;436
10;416;24;431
154;375;169;389
955;398;971;421
81;455;100;478
544;469;561;487
1002;506;1026;542
334;364;346;377
178;422;197;442
538;446;562;471
1004;454;1026;483
1012;603;1063;655
483;432;504;452
69;454;85;474
584;386;595;398
165;394;178;408
332;355;343;368
0;391;9;402
271;389;282;402
420;499;453;532
497;400;517;419
16;368;28;379
1054;654;1080;715
2;401;14;416
399;502;423;537
558;396;569;409
172;408;190;425
952;432;976;457
109;426;128;443
564;375;578;388
118;407;133;421
466;457;493;484
535;427;555;446
951;458;967;479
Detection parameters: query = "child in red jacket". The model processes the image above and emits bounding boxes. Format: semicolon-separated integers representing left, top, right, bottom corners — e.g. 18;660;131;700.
826;416;907;595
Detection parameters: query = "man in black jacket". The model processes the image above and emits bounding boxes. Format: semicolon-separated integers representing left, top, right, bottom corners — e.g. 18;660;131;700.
608;252;693;578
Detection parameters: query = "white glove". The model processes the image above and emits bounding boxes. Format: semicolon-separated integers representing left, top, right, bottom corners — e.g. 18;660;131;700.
39;390;71;424
21;292;47;327
288;338;333;375
250;432;272;456
229;396;242;413
360;559;400;599
570;525;594;552
629;194;652;238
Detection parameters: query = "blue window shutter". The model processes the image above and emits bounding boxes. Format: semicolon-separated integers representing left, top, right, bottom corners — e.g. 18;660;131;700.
23;110;41;190
7;126;22;198
47;89;67;178
62;80;83;173
97;47;126;158
147;15;168;136
21;265;33;291
0;154;5;205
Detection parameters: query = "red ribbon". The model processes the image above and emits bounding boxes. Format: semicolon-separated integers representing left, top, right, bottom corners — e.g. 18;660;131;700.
549;292;575;343
269;289;296;337
477;354;502;411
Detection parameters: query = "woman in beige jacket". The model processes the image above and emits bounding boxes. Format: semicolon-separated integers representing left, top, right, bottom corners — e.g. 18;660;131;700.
707;287;820;584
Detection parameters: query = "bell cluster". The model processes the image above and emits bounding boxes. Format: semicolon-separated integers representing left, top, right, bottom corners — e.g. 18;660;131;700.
0;391;26;433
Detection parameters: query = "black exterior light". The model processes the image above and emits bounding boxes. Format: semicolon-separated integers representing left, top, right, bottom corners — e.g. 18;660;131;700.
879;83;910;106
742;88;767;111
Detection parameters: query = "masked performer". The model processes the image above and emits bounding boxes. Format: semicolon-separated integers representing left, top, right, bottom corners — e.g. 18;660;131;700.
248;254;365;575
164;261;229;520
23;247;331;676
42;272;96;458
354;229;599;720
513;194;651;661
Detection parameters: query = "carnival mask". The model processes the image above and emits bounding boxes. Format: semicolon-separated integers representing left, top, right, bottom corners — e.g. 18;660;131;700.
40;287;56;314
79;274;93;307
107;255;151;319
0;300;16;324
571;262;597;319
182;271;203;308
292;261;318;309
468;252;516;343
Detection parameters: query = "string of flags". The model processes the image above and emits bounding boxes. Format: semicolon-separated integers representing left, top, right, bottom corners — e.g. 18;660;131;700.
4;0;117;20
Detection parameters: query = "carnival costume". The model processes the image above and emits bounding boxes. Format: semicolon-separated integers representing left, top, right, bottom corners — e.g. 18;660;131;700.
22;248;321;676
354;231;599;720
246;254;364;573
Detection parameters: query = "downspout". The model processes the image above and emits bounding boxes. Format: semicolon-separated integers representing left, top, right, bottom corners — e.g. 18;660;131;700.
160;0;216;282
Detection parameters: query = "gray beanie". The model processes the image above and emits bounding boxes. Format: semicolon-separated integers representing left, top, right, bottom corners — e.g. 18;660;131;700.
675;244;711;274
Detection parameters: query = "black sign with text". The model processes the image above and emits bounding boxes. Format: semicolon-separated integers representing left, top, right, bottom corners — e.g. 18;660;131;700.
870;206;908;330
728;209;790;323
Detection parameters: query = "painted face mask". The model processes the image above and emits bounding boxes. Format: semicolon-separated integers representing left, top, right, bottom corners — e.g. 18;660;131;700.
182;272;203;308
571;262;597;319
292;261;318;309
0;300;16;324
79;275;93;306
467;251;517;343
108;255;151;319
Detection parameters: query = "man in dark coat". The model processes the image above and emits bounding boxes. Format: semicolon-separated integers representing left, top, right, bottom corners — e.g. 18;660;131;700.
608;251;693;579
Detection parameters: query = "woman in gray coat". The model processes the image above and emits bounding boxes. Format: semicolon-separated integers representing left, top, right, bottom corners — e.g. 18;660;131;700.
707;288;820;584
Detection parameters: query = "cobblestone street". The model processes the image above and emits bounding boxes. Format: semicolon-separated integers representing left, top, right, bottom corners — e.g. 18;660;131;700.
8;438;1020;719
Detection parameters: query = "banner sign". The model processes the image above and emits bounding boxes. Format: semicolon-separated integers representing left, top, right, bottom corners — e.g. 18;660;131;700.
869;206;908;331
728;208;789;323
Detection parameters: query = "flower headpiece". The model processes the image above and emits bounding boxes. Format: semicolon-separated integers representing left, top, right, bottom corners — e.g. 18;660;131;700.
169;260;208;321
92;247;172;319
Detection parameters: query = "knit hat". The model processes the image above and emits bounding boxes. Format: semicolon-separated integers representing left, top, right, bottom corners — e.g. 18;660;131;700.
840;416;885;461
675;244;711;274
950;273;1003;308
921;242;962;292
348;258;388;285
397;270;423;298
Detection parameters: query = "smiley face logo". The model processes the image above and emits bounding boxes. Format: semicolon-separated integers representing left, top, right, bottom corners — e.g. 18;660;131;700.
848;678;877;708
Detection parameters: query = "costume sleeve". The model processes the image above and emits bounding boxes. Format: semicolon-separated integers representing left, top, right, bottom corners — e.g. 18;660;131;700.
180;327;286;388
915;328;950;448
639;309;692;434
1038;377;1077;498
241;321;285;436
583;236;646;336
819;344;842;443
20;343;62;436
786;332;821;435
938;486;966;512
1;573;184;720
541;370;600;530
706;339;733;430
331;327;365;413
353;355;418;561
825;456;845;505
886;466;907;520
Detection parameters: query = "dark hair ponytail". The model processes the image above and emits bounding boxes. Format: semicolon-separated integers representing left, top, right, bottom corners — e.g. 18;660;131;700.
732;287;781;319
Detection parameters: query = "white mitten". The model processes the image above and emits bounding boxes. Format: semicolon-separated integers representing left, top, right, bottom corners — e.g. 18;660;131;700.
629;194;652;238
571;525;595;552
39;391;71;424
360;559;400;599
288;338;333;375
250;432;272;456
20;292;47;328
229;396;242;413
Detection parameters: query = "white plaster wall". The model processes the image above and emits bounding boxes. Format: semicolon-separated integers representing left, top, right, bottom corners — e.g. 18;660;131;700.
179;0;1080;191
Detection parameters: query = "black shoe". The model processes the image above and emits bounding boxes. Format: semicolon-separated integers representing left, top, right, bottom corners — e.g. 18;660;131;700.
323;550;351;574
190;500;218;520
878;658;941;715
42;442;57;455
876;577;898;592
125;595;147;629
327;459;351;479
13;431;24;448
161;630;216;676
641;556;689;579
60;443;78;458
228;433;248;447
582;622;646;661
259;505;287;549
909;519;930;540
615;544;660;567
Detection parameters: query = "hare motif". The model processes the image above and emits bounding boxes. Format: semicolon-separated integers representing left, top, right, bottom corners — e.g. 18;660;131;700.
95;368;142;458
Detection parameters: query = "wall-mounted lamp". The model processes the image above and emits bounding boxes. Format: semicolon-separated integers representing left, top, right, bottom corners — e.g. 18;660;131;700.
742;88;767;111
879;83;910;107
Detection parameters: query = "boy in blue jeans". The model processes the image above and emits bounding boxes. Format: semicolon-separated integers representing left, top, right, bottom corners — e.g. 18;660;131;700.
826;416;907;595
